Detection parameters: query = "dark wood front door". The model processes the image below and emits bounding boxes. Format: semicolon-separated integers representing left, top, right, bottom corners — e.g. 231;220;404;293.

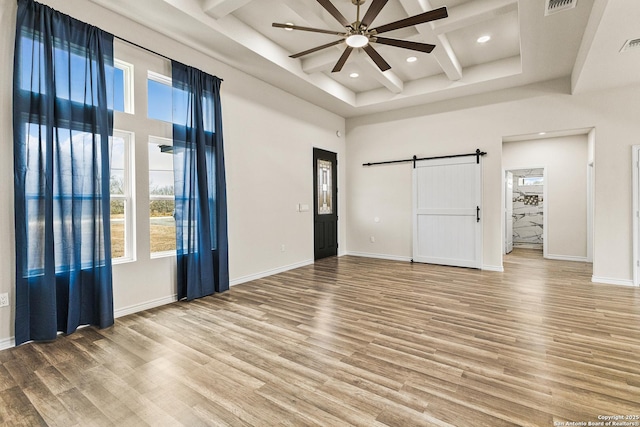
313;148;338;260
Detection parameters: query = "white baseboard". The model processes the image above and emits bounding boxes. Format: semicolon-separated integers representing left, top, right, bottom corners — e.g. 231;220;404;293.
545;254;589;262
114;294;178;318
0;336;15;351
482;265;504;272
591;276;636;287
230;259;314;287
114;259;313;316
346;251;412;262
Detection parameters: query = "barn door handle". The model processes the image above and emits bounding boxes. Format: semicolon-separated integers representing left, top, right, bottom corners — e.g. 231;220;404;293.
476;206;480;222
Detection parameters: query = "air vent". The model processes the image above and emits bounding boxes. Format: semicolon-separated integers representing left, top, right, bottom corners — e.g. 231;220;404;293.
621;38;640;53
545;0;577;16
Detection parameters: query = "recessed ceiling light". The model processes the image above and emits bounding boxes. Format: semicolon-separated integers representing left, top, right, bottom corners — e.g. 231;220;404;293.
284;23;294;31
538;132;547;135
477;35;491;44
349;72;359;78
406;56;418;63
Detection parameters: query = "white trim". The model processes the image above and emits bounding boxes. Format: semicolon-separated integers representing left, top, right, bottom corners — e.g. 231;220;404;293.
586;129;595;263
230;259;314;287
114;294;177;318
112;130;136;264
114;58;135;114
482;265;504;272
633;145;640;286
147;70;172;86
591;276;636;287
346;251;412;262
0;336;15;351
545;254;589;262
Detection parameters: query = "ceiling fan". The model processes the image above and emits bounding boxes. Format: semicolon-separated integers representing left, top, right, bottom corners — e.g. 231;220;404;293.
272;0;448;72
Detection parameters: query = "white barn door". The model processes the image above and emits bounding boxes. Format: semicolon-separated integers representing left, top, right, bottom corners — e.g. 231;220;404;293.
412;156;482;268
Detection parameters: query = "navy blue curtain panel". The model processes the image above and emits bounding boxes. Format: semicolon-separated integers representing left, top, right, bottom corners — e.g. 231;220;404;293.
172;61;229;300
13;0;115;345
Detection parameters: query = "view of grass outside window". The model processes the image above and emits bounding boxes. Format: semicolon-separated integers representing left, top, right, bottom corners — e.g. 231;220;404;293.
110;132;131;259
149;138;176;254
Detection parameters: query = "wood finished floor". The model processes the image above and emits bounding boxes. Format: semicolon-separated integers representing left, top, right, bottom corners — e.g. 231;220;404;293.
2;249;640;426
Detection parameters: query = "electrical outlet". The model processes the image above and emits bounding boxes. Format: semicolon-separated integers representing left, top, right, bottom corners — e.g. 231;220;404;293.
370;236;375;243
281;244;286;252
0;293;8;308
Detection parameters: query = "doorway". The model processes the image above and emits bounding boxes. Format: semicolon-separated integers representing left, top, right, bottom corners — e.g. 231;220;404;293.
502;131;592;266
504;168;546;254
313;148;338;260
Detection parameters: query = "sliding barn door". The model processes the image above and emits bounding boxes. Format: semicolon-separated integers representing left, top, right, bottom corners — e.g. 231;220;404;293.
413;156;482;268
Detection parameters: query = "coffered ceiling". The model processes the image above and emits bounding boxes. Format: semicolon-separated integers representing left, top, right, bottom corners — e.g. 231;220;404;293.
89;0;640;117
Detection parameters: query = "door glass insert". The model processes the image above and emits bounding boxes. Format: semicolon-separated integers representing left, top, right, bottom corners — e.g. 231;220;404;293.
317;159;333;215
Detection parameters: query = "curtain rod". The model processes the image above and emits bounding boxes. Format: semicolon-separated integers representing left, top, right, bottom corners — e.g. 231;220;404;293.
363;149;487;167
113;34;173;63
112;34;223;81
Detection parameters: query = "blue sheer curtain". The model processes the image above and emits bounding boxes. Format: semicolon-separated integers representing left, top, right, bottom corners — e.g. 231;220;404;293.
172;61;229;300
13;0;114;345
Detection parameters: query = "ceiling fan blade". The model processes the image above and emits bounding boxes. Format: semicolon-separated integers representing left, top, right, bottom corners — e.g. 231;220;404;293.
370;6;448;35
317;0;351;28
361;0;388;28
363;44;391;71
273;23;345;36
290;39;344;59
332;47;353;72
372;36;435;53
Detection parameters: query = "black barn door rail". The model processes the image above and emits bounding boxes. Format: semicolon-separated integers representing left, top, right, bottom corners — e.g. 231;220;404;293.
363;148;487;167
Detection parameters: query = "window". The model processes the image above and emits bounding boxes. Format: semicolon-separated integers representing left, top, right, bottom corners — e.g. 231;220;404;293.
149;136;176;255
114;59;134;113
148;71;172;122
518;176;544;186
110;130;134;261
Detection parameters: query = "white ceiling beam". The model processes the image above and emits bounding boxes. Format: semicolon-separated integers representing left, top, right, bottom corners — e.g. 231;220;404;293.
281;0;339;30
302;50;341;74
357;55;404;94
431;0;518;35
202;0;253;19
398;0;462;81
158;0;357;104
570;0;608;94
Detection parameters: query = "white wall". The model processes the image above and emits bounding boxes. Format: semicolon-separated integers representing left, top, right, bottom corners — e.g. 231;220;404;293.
346;78;639;283
0;0;346;347
0;2;17;349
503;135;589;260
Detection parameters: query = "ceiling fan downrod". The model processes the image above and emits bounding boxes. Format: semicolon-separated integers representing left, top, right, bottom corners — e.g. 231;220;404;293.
352;0;366;28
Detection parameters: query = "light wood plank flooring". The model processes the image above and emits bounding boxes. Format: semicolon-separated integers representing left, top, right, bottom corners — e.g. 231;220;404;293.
2;249;640;426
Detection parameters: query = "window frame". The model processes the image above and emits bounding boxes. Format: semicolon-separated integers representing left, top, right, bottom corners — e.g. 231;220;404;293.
114;58;134;114
148;135;176;259
111;129;136;264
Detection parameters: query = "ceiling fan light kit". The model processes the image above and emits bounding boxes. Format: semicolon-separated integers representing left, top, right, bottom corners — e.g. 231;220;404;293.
346;34;369;48
273;0;448;73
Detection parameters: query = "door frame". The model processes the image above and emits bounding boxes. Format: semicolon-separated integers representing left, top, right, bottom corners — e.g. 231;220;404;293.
505;171;513;254
633;145;640;286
